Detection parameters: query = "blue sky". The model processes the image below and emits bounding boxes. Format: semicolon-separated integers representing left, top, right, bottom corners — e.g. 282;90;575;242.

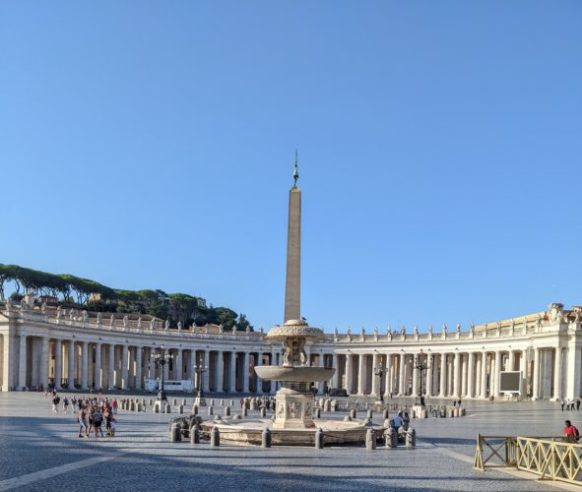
1;1;581;332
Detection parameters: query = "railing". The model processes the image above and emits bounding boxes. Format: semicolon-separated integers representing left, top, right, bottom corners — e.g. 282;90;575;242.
474;434;582;486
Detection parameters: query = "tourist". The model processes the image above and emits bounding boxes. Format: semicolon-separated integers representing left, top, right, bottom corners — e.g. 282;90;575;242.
52;394;60;413
563;420;579;443
63;396;69;414
112;399;118;414
78;406;88;438
577;398;581;411
390;411;404;430
560;399;565;411
91;406;104;438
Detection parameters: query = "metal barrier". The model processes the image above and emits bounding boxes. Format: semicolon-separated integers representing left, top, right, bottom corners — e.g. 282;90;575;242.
474;435;582;486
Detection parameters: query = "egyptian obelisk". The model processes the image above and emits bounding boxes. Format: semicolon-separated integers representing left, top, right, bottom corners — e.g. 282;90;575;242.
283;154;301;322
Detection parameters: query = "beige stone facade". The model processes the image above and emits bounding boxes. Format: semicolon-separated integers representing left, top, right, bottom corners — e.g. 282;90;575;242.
1;301;580;401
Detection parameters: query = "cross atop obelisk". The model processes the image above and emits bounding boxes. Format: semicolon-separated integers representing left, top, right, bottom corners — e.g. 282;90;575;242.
284;152;301;322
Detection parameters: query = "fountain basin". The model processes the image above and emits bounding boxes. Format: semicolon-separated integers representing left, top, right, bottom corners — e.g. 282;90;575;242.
255;365;334;383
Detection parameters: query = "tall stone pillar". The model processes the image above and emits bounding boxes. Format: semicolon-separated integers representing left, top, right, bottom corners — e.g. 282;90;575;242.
332;354;340;388
480;352;488;398
230;351;237;392
80;341;88;390
371;353;379;396
452;352;461;398
135;347;143;391
345;354;353;394
494;351;502;397
317;352;325;394
94;343;101;390
532;348;540;400
18;335;27;390
175;349;183;380
439;354;447;398
68;341;76;389
554;347;562;400
398;353;406;396
108;344;115;389
202;350;210;393
256;352;264;394
283;173;301;322
52;339;61;390
121;345;129;390
242;351;250;393
215;351;224;393
411;354;419;398
384;354;392;397
508;350;515;372
467;352;475;398
425;354;432;397
357;354;367;395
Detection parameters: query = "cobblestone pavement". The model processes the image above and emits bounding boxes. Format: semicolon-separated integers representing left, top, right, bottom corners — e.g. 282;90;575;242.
0;393;578;491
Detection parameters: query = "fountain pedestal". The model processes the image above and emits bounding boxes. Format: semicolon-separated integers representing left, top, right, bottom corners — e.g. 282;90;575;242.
273;385;315;429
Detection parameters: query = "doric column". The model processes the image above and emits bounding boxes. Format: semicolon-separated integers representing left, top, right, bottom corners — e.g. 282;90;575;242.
215;351;224;393
425;354;433;397
108;344;115;389
371;353;379;396
256;352;264;394
230;351;237;392
480;352;488;398
53;339;62;390
384;354;392;397
398;353;406;396
18;335;27;390
39;337;49;390
532;347;540;400
80;341;88;390
332;354;340;388
461;354;468;397
453;352;461;398
357;354;367;395
467;352;475;398
439;354;447;398
121;345;129;390
493;351;502;397
508;350;515;372
345;354;353;394
242;351;250;393
175;349;183;380
411;354;419;398
554;347;562;400
68;341;76;389
202;350;210;393
135;346;143;391
94;343;101;390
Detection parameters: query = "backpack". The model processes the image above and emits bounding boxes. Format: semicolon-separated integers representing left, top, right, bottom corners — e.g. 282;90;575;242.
574;426;580;441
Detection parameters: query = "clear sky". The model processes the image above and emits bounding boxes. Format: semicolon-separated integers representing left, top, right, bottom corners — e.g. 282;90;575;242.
1;1;581;333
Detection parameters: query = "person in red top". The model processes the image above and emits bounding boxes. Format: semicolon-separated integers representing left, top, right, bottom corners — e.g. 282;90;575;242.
563;420;579;443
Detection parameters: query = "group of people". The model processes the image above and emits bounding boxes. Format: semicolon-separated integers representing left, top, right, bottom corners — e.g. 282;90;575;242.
45;390;118;438
560;398;581;411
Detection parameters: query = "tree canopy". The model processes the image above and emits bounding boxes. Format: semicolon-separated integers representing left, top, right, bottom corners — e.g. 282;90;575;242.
0;263;252;331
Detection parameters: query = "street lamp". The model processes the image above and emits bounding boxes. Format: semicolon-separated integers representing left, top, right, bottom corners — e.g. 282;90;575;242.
153;345;173;402
414;350;431;406
193;359;208;400
374;365;388;402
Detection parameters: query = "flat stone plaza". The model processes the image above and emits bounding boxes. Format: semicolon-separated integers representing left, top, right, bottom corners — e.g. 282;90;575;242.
0;393;578;491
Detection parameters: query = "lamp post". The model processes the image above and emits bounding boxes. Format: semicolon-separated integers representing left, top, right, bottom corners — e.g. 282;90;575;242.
414;350;430;406
153;345;173;402
374;365;387;402
193;360;208;400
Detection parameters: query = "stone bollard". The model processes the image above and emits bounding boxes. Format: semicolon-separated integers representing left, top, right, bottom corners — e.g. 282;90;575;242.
366;428;376;450
382;409;389;419
224;406;231;417
154;404;160;414
315;408;321;419
190;426;200;445
173;399;177;406
454;408;459;417
179;404;184;414
242;407;248;417
210;426;220;447
314;428;324;449
137;403;142;412
261;428;272;448
220;399;224;407
230;400;235;407
165;403;171;414
385;428;398;448
448;408;454;418
208;406;213;416
250;400;257;411
460;407;466;417
331;400;338;412
260;407;267;417
170;423;181;442
182;399;186;406
192;404;199;415
405;428;416;448
323;399;331;412
366;409;373;419
349;409;357;419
